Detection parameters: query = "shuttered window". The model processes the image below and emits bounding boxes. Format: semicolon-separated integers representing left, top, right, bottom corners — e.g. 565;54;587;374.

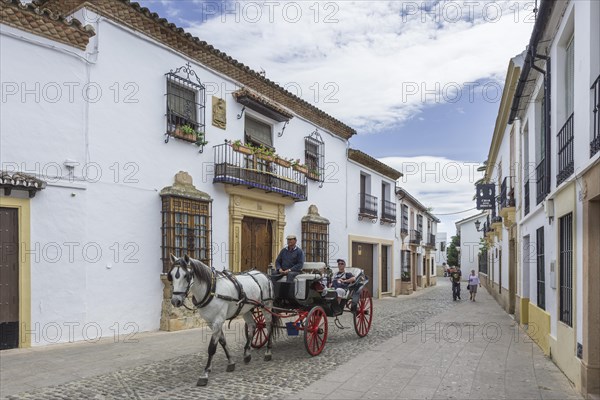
565;36;574;117
245;116;272;147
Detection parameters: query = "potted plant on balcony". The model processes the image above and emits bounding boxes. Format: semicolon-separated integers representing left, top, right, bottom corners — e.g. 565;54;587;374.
175;125;208;147
274;155;292;168
254;145;275;162
230;140;253;155
291;159;308;174
307;167;321;181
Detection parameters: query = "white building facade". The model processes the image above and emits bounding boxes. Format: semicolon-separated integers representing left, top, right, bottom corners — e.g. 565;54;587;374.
454;212;486;276
0;0;401;348
479;0;600;396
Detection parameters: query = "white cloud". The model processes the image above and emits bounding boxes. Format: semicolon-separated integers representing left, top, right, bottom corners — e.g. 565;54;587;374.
180;0;534;132
379;155;484;234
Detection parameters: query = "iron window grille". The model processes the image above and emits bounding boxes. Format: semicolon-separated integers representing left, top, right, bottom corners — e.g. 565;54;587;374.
401;205;409;234
536;158;548;205
417;214;423;236
500;176;515;209
380;199;396;224
556;113;574;186
161;196;211;273
559;213;573;326
592;74;600;157
304;130;324;182
165;63;206;148
401;250;411;280
358;192;378;221
409;229;422;244
524;179;530;216
479;249;488;275
301;221;329;263
536;227;545;310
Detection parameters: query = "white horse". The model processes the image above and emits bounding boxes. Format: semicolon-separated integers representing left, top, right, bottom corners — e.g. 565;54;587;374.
167;254;278;386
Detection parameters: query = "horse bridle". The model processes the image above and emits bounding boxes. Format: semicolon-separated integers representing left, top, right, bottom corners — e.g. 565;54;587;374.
168;262;193;298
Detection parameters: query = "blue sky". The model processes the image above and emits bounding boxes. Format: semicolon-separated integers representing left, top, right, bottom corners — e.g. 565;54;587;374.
137;0;535;233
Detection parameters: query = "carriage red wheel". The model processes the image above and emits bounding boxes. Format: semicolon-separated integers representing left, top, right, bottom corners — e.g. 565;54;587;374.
244;308;269;349
303;306;328;356
353;288;373;337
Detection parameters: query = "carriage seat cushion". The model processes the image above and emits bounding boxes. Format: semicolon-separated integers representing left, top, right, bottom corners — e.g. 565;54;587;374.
302;262;326;273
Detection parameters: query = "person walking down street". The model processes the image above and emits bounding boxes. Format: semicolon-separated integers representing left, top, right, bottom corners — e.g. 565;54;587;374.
450;266;462;300
468;269;481;301
274;234;305;282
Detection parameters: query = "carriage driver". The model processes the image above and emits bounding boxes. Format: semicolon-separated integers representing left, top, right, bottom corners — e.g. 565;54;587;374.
331;259;355;302
274;235;305;282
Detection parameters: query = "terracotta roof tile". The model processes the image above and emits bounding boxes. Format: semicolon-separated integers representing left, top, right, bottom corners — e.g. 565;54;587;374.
36;0;356;139
1;0;94;50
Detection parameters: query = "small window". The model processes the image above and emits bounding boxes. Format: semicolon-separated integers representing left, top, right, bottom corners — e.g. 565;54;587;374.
245;116;272;148
161;196;211;272
401;205;409;233
166;63;206;137
304;131;324;182
302;221;329;263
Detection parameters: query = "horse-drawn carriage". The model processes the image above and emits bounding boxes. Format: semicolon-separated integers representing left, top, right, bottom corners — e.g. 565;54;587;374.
249;261;373;356
166;255;373;386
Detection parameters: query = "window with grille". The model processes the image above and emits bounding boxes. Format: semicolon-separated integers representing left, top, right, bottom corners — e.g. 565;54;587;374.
417;214;423;234
166;63;205;137
401;250;411;277
304;131;324;182
161;196;211;272
559;213;573;326
565;36;574;117
536;227;545;310
301;221;329;263
401;205;409;233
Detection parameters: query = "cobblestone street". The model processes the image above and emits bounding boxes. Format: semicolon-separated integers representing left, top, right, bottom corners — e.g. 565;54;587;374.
1;281;581;399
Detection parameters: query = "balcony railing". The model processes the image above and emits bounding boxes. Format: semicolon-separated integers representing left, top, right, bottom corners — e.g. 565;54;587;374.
380;199;396;223
524;179;530;216
427;233;436;247
400;225;408;235
557;113;574;186
499;176;515;209
592;74;600;157
213;143;307;201
359;193;378;220
409;229;422;244
536;158;548;205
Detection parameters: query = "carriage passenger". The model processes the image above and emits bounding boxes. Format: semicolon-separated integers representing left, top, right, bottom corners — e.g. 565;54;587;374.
331;259;355;302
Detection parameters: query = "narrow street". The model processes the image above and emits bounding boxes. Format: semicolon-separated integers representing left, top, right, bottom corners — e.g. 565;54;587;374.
0;280;580;400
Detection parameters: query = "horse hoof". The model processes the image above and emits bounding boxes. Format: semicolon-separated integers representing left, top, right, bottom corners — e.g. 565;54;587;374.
197;378;208;386
226;363;235;372
264;354;272;362
244;355;251;364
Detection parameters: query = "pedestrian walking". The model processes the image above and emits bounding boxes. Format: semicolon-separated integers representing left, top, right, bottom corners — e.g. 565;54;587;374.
467;269;481;301
450;265;462;300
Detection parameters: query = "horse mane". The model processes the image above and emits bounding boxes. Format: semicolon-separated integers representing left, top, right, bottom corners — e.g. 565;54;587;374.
188;257;213;285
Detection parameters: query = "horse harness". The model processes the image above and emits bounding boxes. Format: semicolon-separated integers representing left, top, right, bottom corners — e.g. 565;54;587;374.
176;265;272;321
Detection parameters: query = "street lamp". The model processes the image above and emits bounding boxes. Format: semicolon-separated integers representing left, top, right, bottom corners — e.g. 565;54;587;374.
474;220;482;232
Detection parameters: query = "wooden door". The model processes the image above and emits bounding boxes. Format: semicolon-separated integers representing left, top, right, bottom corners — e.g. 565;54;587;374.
0;208;19;350
241;217;273;273
352;242;374;296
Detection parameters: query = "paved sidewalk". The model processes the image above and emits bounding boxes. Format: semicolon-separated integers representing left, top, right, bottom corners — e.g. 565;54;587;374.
0;280;581;399
294;281;581;400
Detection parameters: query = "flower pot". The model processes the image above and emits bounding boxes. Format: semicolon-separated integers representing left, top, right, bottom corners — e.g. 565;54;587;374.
293;165;308;174
173;127;197;143
274;158;291;168
232;143;253;155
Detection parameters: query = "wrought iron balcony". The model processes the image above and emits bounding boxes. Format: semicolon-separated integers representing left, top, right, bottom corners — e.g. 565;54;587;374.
592;75;600;157
499;176;515;209
426;233;436;248
380;199;396;224
536;158;548;205
557;113;574;186
212;143;307;201
524;179;530;216
400;226;408;235
358;193;378;220
409;229;422;244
